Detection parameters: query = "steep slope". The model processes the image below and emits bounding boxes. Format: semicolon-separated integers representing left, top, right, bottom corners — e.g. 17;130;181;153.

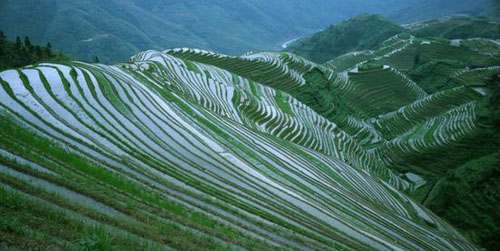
422;71;500;250
0;49;477;249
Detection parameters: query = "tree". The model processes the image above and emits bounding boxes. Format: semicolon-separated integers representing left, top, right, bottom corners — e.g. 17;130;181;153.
24;36;31;47
0;30;6;42
35;46;43;59
45;42;53;57
24;36;34;52
93;56;100;63
414;53;421;65
15;36;22;49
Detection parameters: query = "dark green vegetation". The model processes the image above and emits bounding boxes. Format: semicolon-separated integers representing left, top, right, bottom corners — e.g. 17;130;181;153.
286;15;405;63
424;74;500;250
400;40;500;93
0;31;70;71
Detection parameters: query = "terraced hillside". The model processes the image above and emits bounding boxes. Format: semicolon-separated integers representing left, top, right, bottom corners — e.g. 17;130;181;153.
323;35;499;174
168;26;500;248
322;34;500;249
0;44;482;250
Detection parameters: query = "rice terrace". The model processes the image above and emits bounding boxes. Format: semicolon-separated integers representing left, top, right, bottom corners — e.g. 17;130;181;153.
0;0;499;250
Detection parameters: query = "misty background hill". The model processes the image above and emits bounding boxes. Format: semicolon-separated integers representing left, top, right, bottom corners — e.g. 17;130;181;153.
0;0;496;63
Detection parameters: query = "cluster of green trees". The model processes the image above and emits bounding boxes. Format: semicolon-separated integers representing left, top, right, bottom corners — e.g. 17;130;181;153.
0;30;70;71
286;15;406;63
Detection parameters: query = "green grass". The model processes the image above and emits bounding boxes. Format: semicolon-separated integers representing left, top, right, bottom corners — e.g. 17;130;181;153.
0;185;158;251
358;61;383;71
184;60;202;75
77;226;118;251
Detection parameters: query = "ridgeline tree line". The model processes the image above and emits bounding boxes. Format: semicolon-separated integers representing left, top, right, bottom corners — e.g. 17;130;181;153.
0;30;71;71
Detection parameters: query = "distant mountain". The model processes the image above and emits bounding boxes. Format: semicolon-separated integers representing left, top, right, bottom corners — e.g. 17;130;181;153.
0;0;420;63
286;15;405;63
